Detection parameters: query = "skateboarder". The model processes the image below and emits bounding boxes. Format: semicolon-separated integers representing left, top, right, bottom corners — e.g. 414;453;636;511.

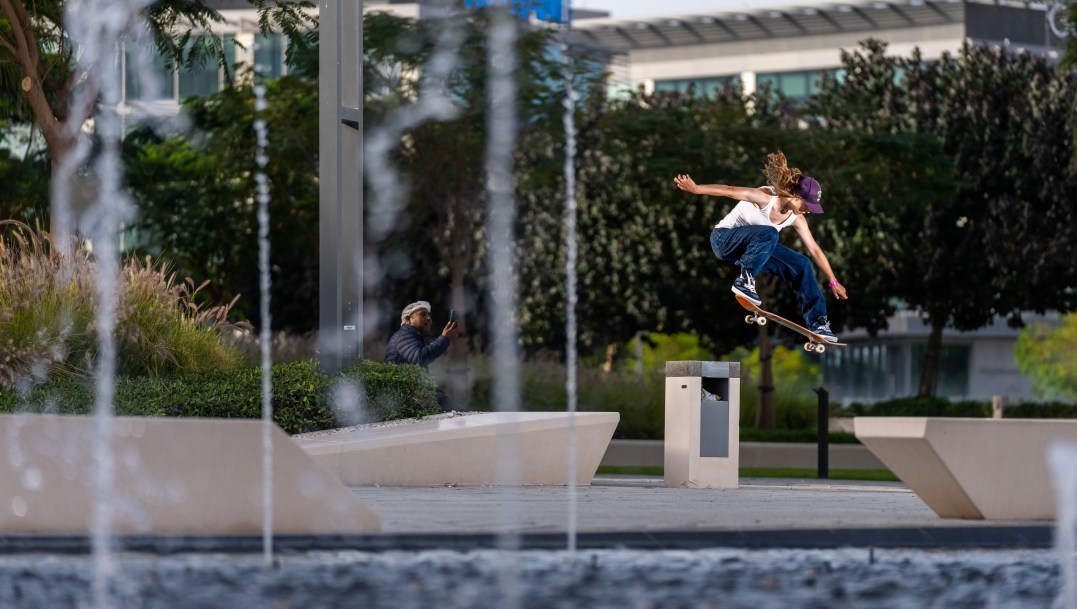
674;151;847;342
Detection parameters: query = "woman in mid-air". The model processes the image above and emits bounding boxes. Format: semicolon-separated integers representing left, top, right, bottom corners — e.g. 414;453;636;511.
674;151;848;342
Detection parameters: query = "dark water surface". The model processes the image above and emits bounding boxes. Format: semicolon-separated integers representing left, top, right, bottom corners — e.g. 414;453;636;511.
0;547;1061;608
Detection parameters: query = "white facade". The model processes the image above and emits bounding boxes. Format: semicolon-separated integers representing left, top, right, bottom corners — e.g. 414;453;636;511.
569;0;1067;99
129;0;1066;109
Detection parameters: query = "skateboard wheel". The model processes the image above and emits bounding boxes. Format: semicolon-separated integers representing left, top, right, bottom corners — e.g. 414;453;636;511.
756;317;767;326
803;342;813;352
744;315;754;325
815;344;826;354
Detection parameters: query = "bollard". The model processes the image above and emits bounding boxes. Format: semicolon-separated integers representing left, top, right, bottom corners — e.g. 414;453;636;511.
814;386;829;479
992;395;1009;419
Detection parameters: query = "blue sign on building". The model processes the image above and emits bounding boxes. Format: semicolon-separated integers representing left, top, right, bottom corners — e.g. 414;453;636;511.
462;0;569;24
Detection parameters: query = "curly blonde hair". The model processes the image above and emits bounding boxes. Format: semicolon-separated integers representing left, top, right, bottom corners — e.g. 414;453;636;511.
762;151;803;203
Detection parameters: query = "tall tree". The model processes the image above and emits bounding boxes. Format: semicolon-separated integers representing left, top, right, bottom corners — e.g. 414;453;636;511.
807;39;1077;396
567;86;764;362
1065;0;1077;170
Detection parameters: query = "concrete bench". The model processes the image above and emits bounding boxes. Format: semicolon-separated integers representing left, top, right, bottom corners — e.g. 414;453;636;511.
0;414;379;535
855;417;1077;520
294;411;619;486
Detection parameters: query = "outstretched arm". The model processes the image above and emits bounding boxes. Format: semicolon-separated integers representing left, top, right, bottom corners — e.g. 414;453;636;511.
792;216;849;300
674;174;772;206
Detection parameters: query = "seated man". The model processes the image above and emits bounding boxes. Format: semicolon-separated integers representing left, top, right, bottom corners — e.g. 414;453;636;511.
384;300;463;413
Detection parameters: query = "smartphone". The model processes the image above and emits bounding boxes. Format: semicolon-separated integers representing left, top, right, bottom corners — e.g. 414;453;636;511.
449;309;458;322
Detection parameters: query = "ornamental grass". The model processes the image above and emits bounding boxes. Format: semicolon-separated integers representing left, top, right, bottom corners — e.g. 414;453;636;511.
0;220;243;387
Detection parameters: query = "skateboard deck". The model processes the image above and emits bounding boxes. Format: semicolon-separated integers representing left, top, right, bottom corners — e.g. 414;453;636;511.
734;294;846;353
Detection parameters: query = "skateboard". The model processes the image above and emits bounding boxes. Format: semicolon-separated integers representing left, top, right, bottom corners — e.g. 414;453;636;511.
734;294;846;353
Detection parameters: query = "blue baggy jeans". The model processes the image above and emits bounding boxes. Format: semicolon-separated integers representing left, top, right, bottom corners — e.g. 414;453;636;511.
710;226;827;327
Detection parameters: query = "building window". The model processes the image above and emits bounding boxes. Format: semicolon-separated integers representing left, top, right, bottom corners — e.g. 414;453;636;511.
224;34;237;84
178;36;223;99
124;42;173;102
761;71;807;98
824;344;894;402
825;341;971;402
254;33;287;79
653;75;741;98
123;33;293;104
911;343;971;398
756;68;843;101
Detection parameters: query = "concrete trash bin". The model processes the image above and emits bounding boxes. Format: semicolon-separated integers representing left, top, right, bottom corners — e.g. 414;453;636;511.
664;360;741;489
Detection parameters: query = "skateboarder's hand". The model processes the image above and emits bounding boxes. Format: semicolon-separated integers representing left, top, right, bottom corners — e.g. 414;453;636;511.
442;321;459;339
830;282;848;300
674;174;699;194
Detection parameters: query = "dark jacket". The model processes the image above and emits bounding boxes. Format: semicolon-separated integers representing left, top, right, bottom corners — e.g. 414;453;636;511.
384;324;451;370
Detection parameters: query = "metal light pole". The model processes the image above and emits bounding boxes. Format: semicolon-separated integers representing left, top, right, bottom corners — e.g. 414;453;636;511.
318;0;363;374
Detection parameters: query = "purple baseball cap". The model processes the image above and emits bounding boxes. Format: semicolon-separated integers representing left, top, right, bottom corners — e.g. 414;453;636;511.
796;176;823;214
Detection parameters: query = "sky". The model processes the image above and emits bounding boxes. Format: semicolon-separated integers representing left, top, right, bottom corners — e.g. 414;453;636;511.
572;0;793;19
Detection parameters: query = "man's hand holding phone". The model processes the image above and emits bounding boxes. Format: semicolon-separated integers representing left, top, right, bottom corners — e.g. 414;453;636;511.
442;309;459;339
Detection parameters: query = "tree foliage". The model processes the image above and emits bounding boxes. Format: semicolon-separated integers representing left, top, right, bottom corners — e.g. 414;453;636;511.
117;20;1077;404
773;127;960;335
0;140;49;223
360;9;607;358
124;73;319;330
0;0;315;232
568;88;760;357
806;39;1077;395
1015;313;1077;400
562;87;956;365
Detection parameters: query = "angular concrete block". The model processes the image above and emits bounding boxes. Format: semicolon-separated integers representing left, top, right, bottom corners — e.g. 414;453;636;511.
0;414;380;535
854;417;1077;520
294;412;619;486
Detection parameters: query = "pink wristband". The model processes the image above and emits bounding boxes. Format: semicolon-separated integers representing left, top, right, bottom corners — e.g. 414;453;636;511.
827;280;839;288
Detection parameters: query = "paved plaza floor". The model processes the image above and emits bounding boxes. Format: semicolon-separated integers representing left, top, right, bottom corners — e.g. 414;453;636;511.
344;475;1053;550
354;476;938;534
0;475;1053;554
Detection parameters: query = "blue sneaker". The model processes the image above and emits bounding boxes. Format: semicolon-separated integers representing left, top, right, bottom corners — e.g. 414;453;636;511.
732;269;761;306
811;316;838;343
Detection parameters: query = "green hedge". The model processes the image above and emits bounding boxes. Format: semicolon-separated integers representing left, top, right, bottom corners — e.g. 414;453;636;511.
841;396;991;418
333;360;440;423
740;428;858;444
838;396;1077;419
1001;402;1077;419
0;359;439;434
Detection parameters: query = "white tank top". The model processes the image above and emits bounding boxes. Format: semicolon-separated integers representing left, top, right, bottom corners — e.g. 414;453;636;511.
714;191;797;232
